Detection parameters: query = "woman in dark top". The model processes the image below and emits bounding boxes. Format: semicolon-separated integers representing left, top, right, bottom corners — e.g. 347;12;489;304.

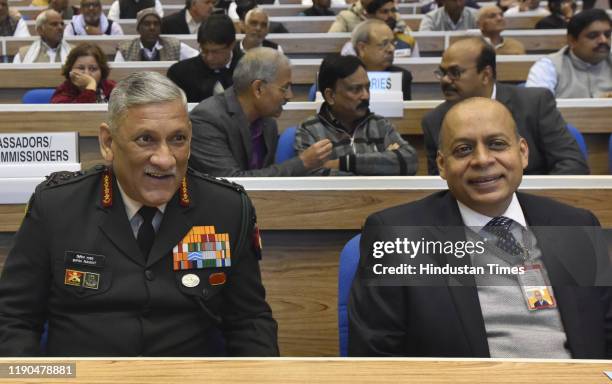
51;42;116;103
535;0;576;29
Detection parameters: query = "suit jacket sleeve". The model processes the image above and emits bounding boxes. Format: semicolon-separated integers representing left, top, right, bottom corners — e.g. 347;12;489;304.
535;89;589;175
221;196;279;356
190;107;307;177
421;112;440;175
348;214;409;356
0;192;50;356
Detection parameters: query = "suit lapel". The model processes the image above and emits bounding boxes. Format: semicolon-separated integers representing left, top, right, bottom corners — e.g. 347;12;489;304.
98;178;144;266
226;89;253;168
436;193;490;357
518;193;588;357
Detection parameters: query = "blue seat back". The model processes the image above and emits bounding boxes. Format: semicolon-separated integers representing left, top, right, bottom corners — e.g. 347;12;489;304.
338;234;361;357
566;123;588;160
22;88;55;104
275;126;297;164
308;84;317;101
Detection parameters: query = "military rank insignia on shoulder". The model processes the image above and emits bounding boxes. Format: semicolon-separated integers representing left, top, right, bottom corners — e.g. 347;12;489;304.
38;164;106;191
187;167;246;194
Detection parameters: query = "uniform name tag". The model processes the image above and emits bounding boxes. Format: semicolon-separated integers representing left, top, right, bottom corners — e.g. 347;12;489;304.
65;251;105;269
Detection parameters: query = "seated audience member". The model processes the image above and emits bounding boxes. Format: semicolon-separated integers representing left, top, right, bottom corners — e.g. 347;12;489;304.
0;71;279;357
48;0;79;20
478;5;525;55
535;0;575;29
64;0;124;35
328;0;369;32
161;0;214;34
233;0;288;34
295;54;417;176
115;8;198;62
349;97;612;358
352;20;413;100
14;10;72;63
422;37;588;175
189;47;333;177
0;0;30;37
300;0;335;16
364;0;418;57
526;9;611;98
504;0;548;15
421;0;479;14
51;42;115;103
419;0;478;31
107;0;163;20
239;8;283;53
167;14;243;103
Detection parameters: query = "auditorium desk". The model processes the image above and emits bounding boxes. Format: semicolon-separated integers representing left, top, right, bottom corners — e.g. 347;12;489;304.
1;177;611;355
0;358;610;382
0;99;609;173
0;56;540;88
0;30;569;58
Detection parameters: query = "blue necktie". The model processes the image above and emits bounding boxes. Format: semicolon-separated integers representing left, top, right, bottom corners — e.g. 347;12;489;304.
482;216;524;259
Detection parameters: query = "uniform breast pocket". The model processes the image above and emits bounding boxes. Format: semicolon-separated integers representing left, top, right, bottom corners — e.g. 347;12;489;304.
55;250;113;298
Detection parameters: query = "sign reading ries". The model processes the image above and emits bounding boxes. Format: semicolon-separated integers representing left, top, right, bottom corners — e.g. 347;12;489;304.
0;132;78;164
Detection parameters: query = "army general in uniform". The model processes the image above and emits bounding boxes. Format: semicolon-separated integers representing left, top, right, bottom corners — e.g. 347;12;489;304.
0;72;278;356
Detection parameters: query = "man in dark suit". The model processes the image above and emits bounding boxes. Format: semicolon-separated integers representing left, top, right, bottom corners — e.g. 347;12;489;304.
349;97;611;358
167;14;242;103
421;37;589;175
160;0;214;34
239;8;282;53
0;72;278;356
189;47;333;177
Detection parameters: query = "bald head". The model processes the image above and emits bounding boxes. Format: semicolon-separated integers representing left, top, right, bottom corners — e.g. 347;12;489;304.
439;97;518;151
36;9;64;48
478;5;505;36
436;97;528;217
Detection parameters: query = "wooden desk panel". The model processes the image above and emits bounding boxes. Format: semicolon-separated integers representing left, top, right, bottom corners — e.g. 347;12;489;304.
0;358;610;382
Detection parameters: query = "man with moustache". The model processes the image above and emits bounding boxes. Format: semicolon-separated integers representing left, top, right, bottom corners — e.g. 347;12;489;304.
189;47;333;177
421;37;588;175
419;0;478;31
239;8;283;53
295;54;417;176
526;9;612;98
13;10;72;63
64;0;124;35
0;72;278;356
349;97;612;357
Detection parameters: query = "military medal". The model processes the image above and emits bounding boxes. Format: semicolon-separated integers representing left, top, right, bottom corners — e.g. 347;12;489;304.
208;272;226;286
181;274;200;288
172;226;232;271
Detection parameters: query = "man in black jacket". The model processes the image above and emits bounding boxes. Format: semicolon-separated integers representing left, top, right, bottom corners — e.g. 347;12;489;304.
161;0;214;34
167;14;243;103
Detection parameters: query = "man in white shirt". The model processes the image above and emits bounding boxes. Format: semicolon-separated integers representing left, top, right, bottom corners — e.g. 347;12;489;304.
419;0;478;31
504;0;549;15
115;8;198;62
0;0;30;37
239;8;283;53
526;9;612;98
14;10;72;63
64;0;124;35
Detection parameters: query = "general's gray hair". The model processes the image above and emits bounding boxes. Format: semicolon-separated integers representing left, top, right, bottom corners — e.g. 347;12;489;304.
35;9;58;29
351;19;387;55
232;47;290;93
244;8;269;27
107;72;187;133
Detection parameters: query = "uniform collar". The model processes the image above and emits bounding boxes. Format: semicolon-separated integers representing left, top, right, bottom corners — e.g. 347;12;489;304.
116;179;167;221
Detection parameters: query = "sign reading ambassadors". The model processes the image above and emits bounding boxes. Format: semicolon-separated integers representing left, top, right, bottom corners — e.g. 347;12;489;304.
0;132;78;164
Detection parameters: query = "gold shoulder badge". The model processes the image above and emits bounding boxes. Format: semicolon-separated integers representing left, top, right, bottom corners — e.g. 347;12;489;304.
179;176;190;207
101;168;113;208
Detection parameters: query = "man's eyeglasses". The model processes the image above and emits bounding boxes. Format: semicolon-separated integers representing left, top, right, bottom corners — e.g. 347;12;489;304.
374;39;395;50
433;66;476;81
261;80;292;95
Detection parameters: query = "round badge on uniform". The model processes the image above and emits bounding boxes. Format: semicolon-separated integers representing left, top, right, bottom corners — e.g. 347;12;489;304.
181;274;200;288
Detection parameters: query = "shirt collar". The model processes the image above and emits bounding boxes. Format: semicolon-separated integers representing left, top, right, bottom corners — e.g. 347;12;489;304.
457;192;526;230
116;180;167;221
139;40;163;51
490;83;496;99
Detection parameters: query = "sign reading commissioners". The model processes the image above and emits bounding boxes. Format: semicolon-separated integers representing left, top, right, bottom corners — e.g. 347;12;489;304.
0;132;78;164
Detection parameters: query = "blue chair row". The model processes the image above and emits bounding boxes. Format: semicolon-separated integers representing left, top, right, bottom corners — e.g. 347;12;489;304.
22;88;55;104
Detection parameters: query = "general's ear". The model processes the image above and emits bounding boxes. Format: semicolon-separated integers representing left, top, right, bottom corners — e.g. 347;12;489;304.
98;122;114;162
